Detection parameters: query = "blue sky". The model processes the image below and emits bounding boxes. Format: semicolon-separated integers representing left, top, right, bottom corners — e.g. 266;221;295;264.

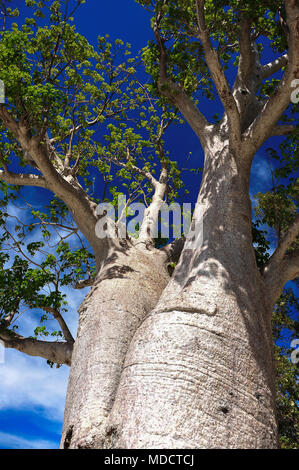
0;0;297;449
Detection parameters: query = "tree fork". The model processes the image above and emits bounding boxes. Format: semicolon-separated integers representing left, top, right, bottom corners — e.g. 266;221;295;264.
105;144;279;449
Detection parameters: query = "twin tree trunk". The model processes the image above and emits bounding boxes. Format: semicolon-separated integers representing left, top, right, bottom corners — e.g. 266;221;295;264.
61;141;278;449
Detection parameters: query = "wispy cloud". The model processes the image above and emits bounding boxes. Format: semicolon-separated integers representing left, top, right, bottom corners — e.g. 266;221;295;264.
0;431;58;449
0;350;69;422
0;284;88;448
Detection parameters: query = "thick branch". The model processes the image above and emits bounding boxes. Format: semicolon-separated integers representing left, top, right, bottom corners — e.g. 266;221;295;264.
263;214;299;307
161;236;186;263
243;1;299;153
261;54;289;79
0;106;108;266
281;249;299;282
264;249;299;308
0;168;48;188
271;124;297;136
195;0;241;148
40;306;75;344
237;16;255;86
75;277;95;289
0;329;73;366
153;22;209;144
138;163;168;245
268;215;299;265
232;18;264;130
165;84;211;144
0;105;19;135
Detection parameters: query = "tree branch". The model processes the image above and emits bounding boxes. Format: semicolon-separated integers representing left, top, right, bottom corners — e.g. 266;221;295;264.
0;168;48;188
153;20;209;144
160;236;186;263
263;214;299;307
281;249;299;282
268;214;299;265
0;106;109;266
243;1;299;153
0;328;73;366
0;105;19;135
137;163;169;245
271;124;297;136
264;249;299;309
261;54;288;79
104;151;158;189
195;0;241;148
75;277;95;289
40;306;75;344
237;16;255;86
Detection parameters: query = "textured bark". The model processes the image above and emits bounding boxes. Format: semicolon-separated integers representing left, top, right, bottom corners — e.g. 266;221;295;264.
1;331;72;366
60;242;170;449
105;143;279;449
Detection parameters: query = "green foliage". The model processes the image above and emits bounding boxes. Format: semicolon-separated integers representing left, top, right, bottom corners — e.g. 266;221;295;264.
0;186;95;340
0;0;185;344
138;0;289;114
0;0;185;207
252;220;270;269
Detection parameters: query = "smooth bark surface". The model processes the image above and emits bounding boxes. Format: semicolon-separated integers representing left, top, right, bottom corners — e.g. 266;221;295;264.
106;144;279;449
61;243;170;448
60;139;280;449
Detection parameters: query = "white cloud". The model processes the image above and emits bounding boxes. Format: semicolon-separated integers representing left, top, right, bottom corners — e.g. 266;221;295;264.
0;230;92;449
0;431;58;449
0;283;89;449
0;350;69;422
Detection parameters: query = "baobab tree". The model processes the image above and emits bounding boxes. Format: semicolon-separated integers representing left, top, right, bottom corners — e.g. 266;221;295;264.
0;0;298;449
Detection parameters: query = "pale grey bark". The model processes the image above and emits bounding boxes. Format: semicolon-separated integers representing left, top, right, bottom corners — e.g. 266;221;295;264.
194;0;241;149
106;140;279;449
152;20;209;145
40;307;75;345
60;243;171;448
0;306;74;365
138;164;168;245
0;169;48;188
0;329;73;366
261;54;288;79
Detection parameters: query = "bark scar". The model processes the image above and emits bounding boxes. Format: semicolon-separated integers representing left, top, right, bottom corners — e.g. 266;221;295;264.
63;425;73;449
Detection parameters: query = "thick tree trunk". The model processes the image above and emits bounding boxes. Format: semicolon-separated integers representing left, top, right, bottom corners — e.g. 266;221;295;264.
61;140;279;449
106;143;279;448
60;243;170;449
